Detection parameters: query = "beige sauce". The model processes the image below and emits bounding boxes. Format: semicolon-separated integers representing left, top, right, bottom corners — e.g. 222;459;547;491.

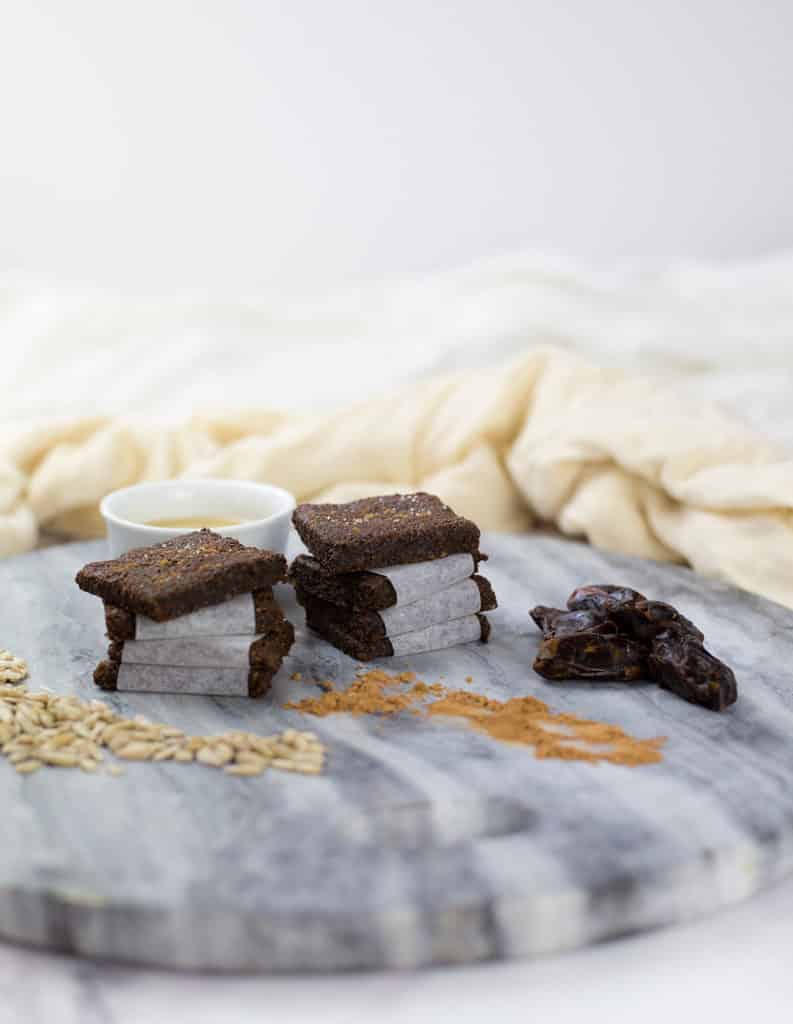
144;517;242;529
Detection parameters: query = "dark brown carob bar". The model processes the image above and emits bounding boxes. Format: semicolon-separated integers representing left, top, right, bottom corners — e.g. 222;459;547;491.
295;576;496;642
292;493;481;574
104;588;285;641
529;584;737;711
292;492;496;660
76;530;287;622
305;606;491;662
77;530;294;698
289;552;486;610
93;659;280;698
106;618;295;667
95;618;294;698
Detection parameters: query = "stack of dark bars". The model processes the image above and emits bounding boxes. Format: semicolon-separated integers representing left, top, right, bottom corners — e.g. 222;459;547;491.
76;530;294;697
290;493;497;661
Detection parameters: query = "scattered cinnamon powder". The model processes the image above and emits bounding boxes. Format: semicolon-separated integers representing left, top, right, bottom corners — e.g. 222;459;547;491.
425;691;664;766
284;669;665;767
284;668;421;717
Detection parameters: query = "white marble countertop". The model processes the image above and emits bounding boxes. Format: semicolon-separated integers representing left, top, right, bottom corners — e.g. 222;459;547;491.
2;874;791;1024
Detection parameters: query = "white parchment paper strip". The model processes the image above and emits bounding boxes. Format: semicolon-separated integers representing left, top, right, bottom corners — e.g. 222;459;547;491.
116;664;250;696
379;578;482;637
120;635;258;668
375;553;475;607
389;614;484;657
135;593;256;639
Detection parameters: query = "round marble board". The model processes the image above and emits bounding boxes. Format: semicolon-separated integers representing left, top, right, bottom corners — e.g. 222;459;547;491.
2;534;793;972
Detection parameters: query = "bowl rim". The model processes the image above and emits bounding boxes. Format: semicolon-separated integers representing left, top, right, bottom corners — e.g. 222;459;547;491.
99;478;296;533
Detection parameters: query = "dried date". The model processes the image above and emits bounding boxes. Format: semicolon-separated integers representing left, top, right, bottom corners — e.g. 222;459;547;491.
530;582;738;711
567;585;646;617
648;629;737;711
530;605;618;639
618;600;704;645
533;633;645;682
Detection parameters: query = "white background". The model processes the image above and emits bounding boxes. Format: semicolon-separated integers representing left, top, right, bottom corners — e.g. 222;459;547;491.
2;0;793;292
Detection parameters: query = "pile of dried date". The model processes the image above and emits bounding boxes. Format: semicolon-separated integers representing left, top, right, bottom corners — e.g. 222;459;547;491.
530;585;738;711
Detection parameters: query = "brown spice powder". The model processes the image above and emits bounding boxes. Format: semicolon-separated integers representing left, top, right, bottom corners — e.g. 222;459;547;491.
285;670;665;767
284;668;433;717
425;691;664;766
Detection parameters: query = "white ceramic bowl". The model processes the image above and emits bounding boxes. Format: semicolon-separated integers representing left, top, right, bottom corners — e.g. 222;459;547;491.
100;479;296;557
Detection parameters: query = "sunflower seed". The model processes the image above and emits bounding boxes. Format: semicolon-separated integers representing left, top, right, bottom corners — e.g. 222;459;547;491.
0;650;28;684
1;663;326;780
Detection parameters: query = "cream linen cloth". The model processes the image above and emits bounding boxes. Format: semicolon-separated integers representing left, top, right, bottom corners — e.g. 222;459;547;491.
3;252;793;607
3;344;793;608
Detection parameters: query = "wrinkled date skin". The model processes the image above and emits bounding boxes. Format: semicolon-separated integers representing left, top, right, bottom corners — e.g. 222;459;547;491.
530;605;618;639
648;629;738;711
534;633;645;681
566;585;647;616
530;583;738;711
618;600;705;645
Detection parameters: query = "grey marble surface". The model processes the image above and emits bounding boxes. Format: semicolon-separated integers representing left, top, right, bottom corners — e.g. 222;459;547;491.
3;878;793;1024
2;534;793;972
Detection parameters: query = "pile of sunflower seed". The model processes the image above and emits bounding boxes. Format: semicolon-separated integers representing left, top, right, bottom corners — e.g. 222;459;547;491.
0;650;325;778
0;649;28;684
